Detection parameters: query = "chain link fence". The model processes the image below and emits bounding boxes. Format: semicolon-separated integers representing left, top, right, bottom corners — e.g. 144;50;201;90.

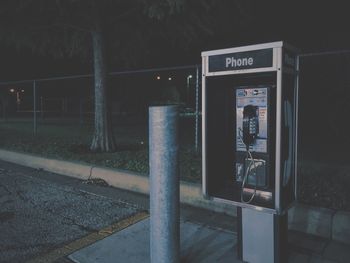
0;65;202;150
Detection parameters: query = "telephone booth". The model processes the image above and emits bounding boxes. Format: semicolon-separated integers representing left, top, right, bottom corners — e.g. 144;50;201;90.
202;42;299;263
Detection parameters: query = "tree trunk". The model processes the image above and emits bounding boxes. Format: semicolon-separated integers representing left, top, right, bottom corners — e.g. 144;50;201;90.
90;23;116;152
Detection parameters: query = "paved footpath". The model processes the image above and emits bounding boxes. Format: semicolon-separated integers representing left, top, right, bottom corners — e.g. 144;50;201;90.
0;160;349;263
68;219;350;263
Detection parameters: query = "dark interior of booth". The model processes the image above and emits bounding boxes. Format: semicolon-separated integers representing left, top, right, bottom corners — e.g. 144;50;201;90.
205;72;277;208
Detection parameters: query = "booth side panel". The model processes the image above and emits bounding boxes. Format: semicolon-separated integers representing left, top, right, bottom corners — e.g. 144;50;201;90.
202;56;208;197
274;48;283;212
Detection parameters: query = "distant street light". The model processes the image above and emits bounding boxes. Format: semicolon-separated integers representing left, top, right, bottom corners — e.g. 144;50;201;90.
186;75;193;105
9;88;23;111
156;76;161;80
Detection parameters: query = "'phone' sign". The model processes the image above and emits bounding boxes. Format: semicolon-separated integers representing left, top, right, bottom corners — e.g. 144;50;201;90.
208;49;273;72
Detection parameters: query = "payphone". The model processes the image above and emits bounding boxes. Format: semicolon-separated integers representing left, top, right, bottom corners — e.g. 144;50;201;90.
236;86;270;203
202;42;299;263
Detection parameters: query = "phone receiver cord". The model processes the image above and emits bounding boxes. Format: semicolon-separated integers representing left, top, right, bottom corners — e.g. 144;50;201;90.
238;128;258;204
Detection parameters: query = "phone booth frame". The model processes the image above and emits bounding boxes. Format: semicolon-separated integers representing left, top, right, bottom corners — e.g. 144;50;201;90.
201;41;299;263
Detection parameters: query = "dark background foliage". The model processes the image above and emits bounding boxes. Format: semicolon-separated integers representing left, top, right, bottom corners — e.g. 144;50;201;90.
0;0;348;80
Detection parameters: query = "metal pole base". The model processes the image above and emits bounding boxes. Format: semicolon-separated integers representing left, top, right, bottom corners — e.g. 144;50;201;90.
237;207;288;263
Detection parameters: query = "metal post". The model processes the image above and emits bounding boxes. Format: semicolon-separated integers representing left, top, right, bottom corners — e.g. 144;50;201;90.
2;99;6;121
295;55;300;201
33;81;37;135
40;96;44;119
79;98;84;125
62;98;65;118
149;105;179;263
194;66;200;153
186;75;192;105
186;77;190;105
16;91;20;112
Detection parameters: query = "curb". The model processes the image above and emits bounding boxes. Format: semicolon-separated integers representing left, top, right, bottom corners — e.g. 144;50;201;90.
288;204;335;239
0;149;236;217
332;211;350;245
0;148;349;244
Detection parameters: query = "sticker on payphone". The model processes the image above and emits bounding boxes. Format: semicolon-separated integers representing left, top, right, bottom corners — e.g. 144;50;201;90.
236;87;268;153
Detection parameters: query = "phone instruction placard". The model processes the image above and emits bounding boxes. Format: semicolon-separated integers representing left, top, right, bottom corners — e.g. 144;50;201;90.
236;87;268;153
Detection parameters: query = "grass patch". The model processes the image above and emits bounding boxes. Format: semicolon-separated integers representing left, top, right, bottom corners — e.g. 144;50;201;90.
0;119;201;183
298;162;350;211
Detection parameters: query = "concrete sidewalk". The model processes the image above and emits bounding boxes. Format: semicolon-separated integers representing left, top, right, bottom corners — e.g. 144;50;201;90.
69;218;237;263
68;217;350;263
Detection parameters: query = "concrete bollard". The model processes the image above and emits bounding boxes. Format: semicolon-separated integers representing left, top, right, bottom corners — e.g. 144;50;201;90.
149;105;180;263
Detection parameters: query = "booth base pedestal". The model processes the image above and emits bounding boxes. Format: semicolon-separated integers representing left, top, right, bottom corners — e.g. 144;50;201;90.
237;207;288;263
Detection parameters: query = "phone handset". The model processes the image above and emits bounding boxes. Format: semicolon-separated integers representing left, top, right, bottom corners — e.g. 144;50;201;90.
239;104;259;204
242;105;259;147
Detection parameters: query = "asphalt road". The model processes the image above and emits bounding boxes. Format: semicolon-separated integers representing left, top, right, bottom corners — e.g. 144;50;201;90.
0;160;142;263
